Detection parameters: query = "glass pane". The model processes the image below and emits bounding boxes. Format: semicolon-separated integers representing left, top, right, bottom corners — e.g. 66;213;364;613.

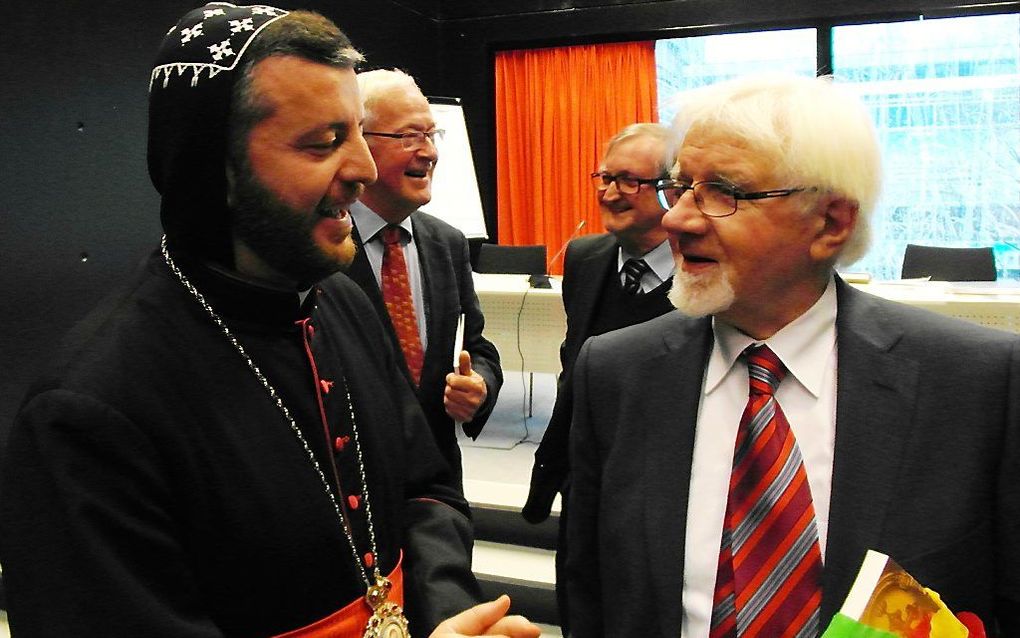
655;29;817;125
833;14;1020;280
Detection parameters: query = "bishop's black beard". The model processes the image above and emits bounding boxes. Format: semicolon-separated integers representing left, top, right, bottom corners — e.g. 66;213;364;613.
229;168;347;289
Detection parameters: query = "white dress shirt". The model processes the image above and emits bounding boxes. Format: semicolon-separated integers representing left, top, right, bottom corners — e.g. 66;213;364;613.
681;276;839;638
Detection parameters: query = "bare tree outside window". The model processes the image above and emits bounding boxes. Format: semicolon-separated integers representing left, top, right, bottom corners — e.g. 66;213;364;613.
834;14;1020;280
655;15;1020;280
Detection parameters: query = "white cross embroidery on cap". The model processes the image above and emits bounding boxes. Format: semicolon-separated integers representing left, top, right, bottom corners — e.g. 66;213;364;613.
151;4;292;92
208;39;235;61
229;18;255;33
180;23;204;44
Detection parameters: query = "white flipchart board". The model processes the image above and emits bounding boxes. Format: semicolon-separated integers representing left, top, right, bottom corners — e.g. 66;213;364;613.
420;97;488;239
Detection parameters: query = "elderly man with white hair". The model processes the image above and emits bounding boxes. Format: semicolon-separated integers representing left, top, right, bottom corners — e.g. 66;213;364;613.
565;74;1020;638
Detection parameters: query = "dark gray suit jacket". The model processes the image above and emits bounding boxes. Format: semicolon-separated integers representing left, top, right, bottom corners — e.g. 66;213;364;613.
345;211;502;484
566;278;1020;637
524;233;673;522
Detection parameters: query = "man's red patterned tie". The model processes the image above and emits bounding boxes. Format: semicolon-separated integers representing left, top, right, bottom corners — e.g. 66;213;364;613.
710;344;823;638
380;225;424;386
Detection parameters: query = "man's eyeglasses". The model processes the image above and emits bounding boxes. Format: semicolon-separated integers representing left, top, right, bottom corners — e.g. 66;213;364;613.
654;179;815;218
591;171;663;195
364;129;445;151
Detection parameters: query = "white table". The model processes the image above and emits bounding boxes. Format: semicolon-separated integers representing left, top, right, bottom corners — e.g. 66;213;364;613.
473;273;565;374
474;274;1020;373
852;280;1020;334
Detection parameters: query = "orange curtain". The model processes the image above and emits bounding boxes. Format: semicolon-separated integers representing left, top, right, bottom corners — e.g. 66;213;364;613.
495;41;658;275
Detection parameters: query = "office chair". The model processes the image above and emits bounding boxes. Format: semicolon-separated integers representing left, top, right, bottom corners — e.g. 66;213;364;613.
475;244;548;275
900;244;997;281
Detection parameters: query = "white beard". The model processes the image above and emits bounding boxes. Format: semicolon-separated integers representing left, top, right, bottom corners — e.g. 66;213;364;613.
668;265;736;318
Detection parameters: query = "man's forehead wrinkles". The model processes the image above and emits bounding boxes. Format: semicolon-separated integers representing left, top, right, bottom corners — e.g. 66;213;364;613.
681;143;763;184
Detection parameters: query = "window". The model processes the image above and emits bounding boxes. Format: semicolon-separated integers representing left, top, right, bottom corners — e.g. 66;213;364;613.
833;14;1020;280
655;14;1020;280
655;29;817;125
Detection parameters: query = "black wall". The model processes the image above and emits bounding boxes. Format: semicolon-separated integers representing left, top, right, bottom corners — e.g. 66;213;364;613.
1;0;1016;444
0;0;438;444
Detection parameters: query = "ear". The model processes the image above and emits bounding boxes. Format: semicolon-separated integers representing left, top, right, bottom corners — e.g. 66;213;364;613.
810;194;858;263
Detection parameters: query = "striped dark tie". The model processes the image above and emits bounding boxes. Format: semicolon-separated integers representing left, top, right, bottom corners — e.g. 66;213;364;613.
621;258;650;295
710;344;823;638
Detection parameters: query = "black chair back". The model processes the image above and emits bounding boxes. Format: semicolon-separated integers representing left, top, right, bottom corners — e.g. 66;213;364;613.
900;244;996;281
475;244;548;275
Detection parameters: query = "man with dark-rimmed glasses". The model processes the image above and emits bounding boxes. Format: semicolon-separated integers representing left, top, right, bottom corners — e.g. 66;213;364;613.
343;68;502;492
525;122;678;634
566;74;1020;637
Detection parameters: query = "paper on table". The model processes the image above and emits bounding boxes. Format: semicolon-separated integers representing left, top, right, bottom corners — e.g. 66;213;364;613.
453;313;465;371
947;280;1020;295
839;271;872;284
881;276;934;285
453;313;465;429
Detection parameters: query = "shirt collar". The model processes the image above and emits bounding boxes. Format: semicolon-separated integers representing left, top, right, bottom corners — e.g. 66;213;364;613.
705;274;838;397
350;201;414;242
618;239;675;282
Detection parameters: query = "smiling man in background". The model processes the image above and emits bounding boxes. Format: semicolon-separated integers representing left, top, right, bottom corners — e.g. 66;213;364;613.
524;122;677;633
343;69;502;491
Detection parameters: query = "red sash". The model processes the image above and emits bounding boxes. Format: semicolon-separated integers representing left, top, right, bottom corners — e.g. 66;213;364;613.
272;554;404;638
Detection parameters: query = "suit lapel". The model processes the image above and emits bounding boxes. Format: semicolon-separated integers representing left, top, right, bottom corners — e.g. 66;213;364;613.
642;316;714;633
822;281;920;624
568;236;618;349
347;225;383;304
411;215;452;369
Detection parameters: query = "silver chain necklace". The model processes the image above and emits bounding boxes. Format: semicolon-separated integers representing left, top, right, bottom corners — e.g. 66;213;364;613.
160;235;383;586
161;237;411;636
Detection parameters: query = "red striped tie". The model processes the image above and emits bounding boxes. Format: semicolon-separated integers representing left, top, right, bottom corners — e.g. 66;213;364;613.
710;345;823;638
380;225;424;386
